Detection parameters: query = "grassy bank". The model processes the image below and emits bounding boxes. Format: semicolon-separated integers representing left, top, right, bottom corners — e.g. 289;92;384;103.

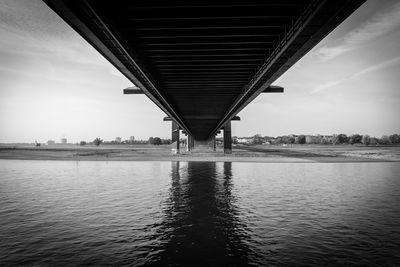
0;144;399;162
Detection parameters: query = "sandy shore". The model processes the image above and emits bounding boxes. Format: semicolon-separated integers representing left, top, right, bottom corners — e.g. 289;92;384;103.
1;144;399;162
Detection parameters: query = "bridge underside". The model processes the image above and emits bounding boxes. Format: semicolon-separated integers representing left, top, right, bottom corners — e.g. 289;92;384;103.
44;0;365;145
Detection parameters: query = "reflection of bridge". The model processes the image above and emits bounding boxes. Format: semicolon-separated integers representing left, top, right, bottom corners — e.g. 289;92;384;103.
160;161;248;265
44;0;365;153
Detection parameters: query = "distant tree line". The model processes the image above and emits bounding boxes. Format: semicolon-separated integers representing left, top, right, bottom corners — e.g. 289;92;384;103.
77;133;400;147
148;137;171;145
77;137;171;146
233;133;400;146
102;140;148;145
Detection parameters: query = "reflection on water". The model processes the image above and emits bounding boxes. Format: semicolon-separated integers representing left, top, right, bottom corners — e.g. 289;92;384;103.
0;160;399;266
157;162;249;266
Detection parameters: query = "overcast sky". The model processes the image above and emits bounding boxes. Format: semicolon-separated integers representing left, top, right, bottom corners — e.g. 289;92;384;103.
0;0;399;143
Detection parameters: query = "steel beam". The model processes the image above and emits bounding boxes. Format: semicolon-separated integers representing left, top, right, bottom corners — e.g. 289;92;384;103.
208;0;365;139
263;85;284;93
163;116;173;121
43;0;191;137
123;86;144;94
231;116;241;121
44;0;365;142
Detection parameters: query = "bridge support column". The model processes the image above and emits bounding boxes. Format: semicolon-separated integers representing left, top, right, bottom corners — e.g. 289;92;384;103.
213;136;216;151
172;121;180;154
223;121;232;154
187;135;194;151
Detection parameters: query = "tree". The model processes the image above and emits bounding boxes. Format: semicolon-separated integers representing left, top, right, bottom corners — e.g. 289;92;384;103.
361;135;370;146
380;135;391;145
287;136;295;144
354;134;362;144
337;134;348;144
282;135;295;144
153;137;162;145
298;135;306;144
349;134;362;145
148;137;154;144
162;139;171;145
389;134;400;144
80;141;86;146
232;136;238;144
93;138;103;146
252;134;264;145
274;136;283;145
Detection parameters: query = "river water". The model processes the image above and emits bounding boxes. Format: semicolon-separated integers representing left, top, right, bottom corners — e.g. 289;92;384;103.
0;160;399;266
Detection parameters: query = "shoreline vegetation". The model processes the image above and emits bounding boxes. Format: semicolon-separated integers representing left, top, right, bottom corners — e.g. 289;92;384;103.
0;144;399;163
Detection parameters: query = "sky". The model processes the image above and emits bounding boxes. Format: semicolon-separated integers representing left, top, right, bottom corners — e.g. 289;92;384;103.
0;0;399;143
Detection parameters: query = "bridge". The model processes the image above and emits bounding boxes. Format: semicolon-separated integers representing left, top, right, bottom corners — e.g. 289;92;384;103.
44;0;365;153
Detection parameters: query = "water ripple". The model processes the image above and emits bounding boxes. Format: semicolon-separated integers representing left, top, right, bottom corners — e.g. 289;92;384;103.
0;160;399;266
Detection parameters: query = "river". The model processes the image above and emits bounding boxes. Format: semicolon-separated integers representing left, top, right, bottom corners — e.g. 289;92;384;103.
0;160;399;266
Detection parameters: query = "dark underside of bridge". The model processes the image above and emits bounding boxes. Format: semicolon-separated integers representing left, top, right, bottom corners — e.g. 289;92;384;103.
44;0;364;141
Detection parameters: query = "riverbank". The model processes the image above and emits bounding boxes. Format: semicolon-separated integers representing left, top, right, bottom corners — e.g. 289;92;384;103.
1;144;399;162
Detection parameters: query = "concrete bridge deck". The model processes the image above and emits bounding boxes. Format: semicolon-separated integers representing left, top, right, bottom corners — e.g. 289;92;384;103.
43;0;365;153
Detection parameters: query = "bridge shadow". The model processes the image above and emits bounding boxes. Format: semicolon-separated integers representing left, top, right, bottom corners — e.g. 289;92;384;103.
152;161;250;266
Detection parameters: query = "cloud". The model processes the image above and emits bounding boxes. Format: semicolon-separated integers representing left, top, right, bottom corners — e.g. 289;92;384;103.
310;80;344;94
354;56;400;77
311;56;400;94
314;46;351;61
0;0;111;68
315;1;400;60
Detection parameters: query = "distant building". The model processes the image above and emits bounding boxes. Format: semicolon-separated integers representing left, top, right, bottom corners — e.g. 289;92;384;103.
237;137;254;144
305;135;314;144
115;137;122;143
47;140;55;145
61;138;67;144
322;135;333;143
130;136;135;142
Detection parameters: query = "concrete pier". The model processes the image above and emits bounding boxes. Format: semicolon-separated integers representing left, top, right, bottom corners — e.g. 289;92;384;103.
172;121;180;154
223;121;232;154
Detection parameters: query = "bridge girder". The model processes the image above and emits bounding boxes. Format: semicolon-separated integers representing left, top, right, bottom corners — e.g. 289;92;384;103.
43;0;365;140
